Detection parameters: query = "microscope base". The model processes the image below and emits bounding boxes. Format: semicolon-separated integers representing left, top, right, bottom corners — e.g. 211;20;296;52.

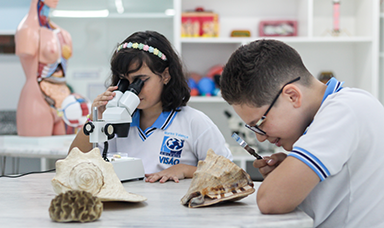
109;157;145;182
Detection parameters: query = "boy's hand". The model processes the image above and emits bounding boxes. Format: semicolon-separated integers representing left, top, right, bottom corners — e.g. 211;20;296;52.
253;152;287;179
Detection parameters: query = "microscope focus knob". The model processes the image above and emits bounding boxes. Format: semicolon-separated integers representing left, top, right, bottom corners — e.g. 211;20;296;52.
83;122;95;136
104;124;115;140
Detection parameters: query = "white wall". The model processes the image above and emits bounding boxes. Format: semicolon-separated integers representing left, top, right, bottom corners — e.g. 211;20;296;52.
0;0;29;111
0;1;29;33
0;55;25;110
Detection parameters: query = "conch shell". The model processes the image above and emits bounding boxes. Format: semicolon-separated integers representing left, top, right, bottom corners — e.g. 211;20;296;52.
181;149;255;208
51;147;146;202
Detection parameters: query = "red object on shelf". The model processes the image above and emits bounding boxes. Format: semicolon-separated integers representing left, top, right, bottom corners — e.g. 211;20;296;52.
190;88;199;96
259;20;298;37
333;1;340;32
181;8;219;38
206;65;223;79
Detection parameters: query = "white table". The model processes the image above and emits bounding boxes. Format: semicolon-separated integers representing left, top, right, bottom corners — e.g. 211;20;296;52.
0;172;313;227
0;135;74;172
0;135;75;158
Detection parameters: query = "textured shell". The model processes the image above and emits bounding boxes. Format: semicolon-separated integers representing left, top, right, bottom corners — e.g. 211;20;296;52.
49;190;103;223
181;149;255;208
51;147;146;202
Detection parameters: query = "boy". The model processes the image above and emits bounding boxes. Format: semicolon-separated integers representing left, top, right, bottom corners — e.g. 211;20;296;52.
220;39;384;227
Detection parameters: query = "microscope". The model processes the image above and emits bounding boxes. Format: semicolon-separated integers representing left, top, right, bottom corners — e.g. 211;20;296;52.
83;78;145;182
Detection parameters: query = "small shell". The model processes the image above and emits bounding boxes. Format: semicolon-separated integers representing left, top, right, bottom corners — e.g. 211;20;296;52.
52;147;146;202
181;149;255;208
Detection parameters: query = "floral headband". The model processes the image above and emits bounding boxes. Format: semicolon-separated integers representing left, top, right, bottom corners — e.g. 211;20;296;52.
116;42;167;61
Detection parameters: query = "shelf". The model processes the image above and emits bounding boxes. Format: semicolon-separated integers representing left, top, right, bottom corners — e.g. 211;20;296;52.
188;96;226;103
49;0;175;20
181;0;379;102
0;30;16;35
107;13;173;19
181;36;373;44
51;12;174;19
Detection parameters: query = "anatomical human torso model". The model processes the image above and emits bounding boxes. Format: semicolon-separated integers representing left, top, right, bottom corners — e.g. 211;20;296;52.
15;0;72;136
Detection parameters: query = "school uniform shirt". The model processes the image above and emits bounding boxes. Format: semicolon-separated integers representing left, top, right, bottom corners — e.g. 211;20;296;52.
289;78;384;228
100;106;233;174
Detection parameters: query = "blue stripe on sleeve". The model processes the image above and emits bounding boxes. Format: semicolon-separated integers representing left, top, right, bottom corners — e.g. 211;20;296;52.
289;146;330;182
289;153;325;181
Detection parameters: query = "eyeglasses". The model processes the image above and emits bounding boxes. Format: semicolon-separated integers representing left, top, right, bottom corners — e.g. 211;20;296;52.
245;77;301;136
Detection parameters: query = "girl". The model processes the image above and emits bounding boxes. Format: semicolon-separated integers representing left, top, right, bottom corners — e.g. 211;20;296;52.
70;31;232;183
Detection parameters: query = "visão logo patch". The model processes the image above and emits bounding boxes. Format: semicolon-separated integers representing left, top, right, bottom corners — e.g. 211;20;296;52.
160;136;184;158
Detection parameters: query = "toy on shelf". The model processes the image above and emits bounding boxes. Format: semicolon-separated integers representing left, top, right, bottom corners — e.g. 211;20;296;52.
206;65;222;96
188;72;202;96
188;78;199;96
187;65;223;97
198;78;215;96
322;0;350;37
230;30;251;37
206;65;223;78
318;71;335;84
181;7;219;38
189;71;203;82
259;20;297;37
333;0;341;34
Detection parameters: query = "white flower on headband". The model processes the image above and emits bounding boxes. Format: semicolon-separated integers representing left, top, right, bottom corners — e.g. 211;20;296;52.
116;42;167;61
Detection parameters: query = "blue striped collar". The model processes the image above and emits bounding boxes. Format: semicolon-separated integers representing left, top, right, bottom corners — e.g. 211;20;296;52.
303;77;344;135
131;109;178;140
321;77;344;104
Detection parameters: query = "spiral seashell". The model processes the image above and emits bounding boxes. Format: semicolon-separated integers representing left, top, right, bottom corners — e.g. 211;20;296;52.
51;147;147;202
68;162;104;195
181;149;255;208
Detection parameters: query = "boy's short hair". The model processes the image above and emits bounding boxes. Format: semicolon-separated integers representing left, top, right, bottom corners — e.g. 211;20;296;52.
221;39;313;107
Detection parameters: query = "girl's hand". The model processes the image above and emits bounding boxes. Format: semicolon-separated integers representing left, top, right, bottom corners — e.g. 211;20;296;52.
90;86;118;120
145;164;196;183
253;152;287;179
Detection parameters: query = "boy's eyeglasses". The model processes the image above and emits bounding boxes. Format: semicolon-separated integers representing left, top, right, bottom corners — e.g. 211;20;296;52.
245;77;301;136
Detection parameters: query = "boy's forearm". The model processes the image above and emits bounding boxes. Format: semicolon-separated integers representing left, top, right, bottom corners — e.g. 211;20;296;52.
256;156;319;214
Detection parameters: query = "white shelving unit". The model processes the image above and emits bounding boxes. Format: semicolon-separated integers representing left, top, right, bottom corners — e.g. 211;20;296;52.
179;0;379;98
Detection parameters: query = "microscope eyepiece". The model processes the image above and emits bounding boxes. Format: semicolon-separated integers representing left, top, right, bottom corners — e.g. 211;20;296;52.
128;78;145;95
117;79;129;92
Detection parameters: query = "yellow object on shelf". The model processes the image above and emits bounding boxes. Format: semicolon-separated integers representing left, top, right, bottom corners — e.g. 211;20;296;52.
230;30;251;37
181;10;219;38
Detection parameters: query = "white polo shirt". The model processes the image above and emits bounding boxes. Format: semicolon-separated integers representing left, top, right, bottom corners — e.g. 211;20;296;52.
289;78;384;227
100;106;232;174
